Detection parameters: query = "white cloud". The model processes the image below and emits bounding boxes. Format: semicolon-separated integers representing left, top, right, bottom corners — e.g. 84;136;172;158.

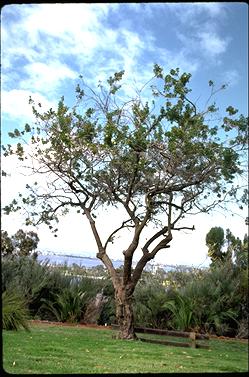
20;62;77;94
2;3;151;100
2;2;228;110
167;3;225;25
198;31;229;58
157;48;199;75
1;89;56;122
222;69;240;88
169;3;229;62
196;2;224;17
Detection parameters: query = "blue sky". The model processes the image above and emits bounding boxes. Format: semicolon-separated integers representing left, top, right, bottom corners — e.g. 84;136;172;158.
1;3;248;266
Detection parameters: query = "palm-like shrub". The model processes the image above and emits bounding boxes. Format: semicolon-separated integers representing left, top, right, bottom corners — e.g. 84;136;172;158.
40;286;87;323
98;278;115;325
2;290;30;331
163;294;194;331
134;278;169;328
178;262;240;335
2;256;73;318
2;255;113;323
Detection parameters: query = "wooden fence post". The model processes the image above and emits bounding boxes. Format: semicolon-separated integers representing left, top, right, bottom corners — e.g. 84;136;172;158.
189;332;196;348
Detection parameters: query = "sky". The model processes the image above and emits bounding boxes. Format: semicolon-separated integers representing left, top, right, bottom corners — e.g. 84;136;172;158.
1;3;248;267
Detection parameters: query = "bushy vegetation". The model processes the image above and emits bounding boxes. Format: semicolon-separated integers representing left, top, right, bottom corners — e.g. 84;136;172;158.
133;260;248;338
1;229;39;258
1;255;113;325
133;276;170;329
2;245;248;338
2;289;30;331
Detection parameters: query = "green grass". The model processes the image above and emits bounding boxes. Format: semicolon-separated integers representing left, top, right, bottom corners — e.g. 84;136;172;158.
3;323;248;374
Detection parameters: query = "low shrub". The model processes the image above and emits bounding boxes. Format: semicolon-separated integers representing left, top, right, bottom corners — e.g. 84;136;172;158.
163;294;194;331
2;289;30;331
133;277;169;328
97;279;115;325
40;286;87;323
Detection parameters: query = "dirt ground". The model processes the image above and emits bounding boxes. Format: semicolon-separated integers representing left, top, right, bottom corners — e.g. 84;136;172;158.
29;319;111;330
29;320;248;343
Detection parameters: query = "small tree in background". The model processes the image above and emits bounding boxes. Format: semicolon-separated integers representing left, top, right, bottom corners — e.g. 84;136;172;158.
1;230;14;256
2;64;248;339
206;227;248;267
226;230;248;270
206;226;226;264
1;229;39;258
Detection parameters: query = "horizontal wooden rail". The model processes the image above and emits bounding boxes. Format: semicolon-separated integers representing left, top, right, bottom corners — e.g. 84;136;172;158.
139;337;209;349
111;324;209;340
111;324;209;349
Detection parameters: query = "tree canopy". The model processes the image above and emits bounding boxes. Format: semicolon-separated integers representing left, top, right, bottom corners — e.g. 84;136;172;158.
206;226;226;263
206;226;248;268
1;229;39;258
2;64;248;338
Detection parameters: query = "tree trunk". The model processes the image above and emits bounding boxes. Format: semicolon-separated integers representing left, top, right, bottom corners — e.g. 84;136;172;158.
115;285;137;340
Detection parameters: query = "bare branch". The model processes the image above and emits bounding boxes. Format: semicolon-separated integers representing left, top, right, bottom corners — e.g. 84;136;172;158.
104;219;135;250
172;225;195;231
142;226;168;254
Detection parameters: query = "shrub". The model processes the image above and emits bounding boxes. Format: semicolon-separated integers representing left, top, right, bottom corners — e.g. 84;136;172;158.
2;256;73;318
40;286;87;323
97;278;115;325
163;294;194;331
134;277;169;328
175;262;241;335
2;290;30;331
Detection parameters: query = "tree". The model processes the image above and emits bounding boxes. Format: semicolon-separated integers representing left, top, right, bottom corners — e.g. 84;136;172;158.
206;227;248;268
2;64;248;339
206;226;226;263
226;230;248;270
1;229;39;258
1;230;14;256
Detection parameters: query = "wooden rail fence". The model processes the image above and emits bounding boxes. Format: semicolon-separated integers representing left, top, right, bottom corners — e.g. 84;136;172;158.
111;324;209;349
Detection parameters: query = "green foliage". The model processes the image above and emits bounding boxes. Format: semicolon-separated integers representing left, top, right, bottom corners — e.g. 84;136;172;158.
2;256;71;318
1;254;247;337
2;64;247;238
137;261;247;337
2;289;30;331
206;227;225;263
178;262;241;336
206;227;248;268
1;229;39;258
97;277;115;325
39;275;112;324
40;286;87;323
1;230;14;256
134;278;169;328
164;266;205;290
2;256;114;323
227;231;248;270
236;317;248;339
163;294;194;331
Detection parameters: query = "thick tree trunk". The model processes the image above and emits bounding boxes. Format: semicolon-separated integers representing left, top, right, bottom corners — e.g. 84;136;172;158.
115;285;137;340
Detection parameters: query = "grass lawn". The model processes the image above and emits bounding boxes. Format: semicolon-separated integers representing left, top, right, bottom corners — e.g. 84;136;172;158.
2;322;248;374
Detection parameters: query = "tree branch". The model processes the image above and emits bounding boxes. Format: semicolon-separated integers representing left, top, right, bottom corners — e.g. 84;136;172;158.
104;219;135;250
172;225;195;231
84;207;121;289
